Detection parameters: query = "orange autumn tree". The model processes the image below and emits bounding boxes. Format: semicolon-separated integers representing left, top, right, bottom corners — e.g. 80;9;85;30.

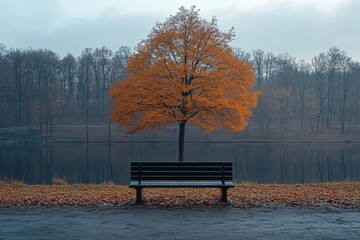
110;6;260;162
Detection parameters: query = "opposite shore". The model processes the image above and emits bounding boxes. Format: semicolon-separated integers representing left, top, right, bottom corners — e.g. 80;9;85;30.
1;125;360;144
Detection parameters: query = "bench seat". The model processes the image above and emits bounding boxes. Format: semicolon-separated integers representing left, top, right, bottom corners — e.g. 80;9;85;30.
129;182;234;188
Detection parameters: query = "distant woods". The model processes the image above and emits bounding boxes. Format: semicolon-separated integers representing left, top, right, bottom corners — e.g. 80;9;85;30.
0;43;360;136
0;44;131;136
234;47;360;136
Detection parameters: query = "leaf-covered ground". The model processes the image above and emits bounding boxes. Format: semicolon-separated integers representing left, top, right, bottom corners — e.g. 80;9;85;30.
0;182;359;208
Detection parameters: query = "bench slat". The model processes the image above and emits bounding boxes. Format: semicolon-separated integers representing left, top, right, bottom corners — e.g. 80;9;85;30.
131;166;232;171
131;162;232;167
131;171;232;176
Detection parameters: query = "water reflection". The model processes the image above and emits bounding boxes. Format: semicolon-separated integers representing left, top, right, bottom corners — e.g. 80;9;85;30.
0;143;359;184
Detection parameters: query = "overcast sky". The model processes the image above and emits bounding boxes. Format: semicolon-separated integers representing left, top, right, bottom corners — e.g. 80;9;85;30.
1;0;359;61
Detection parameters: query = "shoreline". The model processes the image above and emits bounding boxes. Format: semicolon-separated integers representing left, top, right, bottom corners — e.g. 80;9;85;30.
1;182;359;209
2;125;360;144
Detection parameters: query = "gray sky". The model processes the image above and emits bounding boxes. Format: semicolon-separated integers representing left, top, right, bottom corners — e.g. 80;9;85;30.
1;0;359;61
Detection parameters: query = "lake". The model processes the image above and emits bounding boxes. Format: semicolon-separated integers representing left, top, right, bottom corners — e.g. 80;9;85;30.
0;143;359;184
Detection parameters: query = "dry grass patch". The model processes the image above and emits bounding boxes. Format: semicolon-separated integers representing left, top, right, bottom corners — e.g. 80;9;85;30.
52;177;68;185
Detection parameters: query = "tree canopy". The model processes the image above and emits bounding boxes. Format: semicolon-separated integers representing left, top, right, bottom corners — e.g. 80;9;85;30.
110;6;260;161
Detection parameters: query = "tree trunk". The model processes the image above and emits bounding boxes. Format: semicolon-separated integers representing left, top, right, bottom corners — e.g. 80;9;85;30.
326;74;333;129
86;107;89;143
341;93;347;134
316;107;322;133
178;122;186;162
300;93;304;127
108;120;111;143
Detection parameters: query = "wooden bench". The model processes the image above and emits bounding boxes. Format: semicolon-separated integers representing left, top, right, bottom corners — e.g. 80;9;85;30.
129;162;234;204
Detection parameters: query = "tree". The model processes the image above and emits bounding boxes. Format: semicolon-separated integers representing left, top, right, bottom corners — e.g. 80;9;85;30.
109;46;132;142
78;48;94;142
0;44;8;127
325;47;343;128
7;49;28;126
339;55;355;134
252;49;265;90
294;60;311;126
110;6;259;161
264;52;276;83
111;46;132;81
272;53;296;133
60;53;77;104
92;46;112;115
29;49;60;135
233;47;251;64
312;53;327;132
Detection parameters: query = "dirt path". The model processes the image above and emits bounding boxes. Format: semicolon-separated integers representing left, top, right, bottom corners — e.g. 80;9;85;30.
0;206;359;239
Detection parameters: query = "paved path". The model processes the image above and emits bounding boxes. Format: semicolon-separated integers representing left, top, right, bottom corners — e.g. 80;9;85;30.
0;206;359;239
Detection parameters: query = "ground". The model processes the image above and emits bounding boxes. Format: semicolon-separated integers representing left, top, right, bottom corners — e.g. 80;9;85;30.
0;182;359;239
1;182;359;208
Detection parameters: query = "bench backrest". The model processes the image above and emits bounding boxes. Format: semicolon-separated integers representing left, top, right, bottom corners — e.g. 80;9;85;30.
131;162;232;183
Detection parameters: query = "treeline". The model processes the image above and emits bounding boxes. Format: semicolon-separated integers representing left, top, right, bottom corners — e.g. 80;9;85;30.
0;44;131;139
234;47;360;136
0;43;360;137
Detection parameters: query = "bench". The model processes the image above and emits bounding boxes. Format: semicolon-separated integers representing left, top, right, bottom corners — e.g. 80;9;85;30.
129;162;234;204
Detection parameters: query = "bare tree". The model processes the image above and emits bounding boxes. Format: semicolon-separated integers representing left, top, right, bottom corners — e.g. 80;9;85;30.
312;53;327;132
7;49;28;126
111;46;132;81
23;50;35;129
351;63;360;124
233;47;251;63
252;49;265;90
325;47;343;128
294;60;311;126
339;55;355;134
108;46;132;142
264;52;276;83
93;46;113;115
78;48;94;142
29;49;60;135
0;44;9;127
60;53;77;104
273;53;296;133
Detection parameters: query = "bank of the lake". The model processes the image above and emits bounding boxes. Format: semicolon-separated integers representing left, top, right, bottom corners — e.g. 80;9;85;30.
1;182;359;208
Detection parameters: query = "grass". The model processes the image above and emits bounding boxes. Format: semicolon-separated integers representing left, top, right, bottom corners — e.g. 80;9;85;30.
51;177;68;185
0;179;26;188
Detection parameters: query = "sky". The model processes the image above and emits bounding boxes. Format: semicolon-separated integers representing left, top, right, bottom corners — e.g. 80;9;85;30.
1;0;360;62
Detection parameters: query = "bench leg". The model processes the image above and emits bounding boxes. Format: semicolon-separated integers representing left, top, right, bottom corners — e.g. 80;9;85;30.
220;187;228;203
135;188;142;204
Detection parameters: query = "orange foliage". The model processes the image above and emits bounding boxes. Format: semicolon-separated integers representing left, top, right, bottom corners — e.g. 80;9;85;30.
109;6;260;133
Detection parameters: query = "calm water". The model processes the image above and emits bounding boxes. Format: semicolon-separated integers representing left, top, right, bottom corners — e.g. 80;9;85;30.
0;143;359;184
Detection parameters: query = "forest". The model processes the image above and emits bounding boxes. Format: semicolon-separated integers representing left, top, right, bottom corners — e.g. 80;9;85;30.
0;43;359;140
